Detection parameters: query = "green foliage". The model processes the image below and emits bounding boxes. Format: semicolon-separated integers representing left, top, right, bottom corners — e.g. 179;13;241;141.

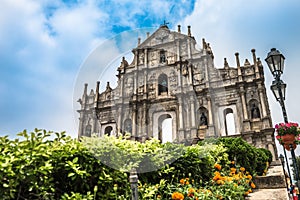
82;135;184;173
0;130;271;199
0;129;129;200
215;137;272;175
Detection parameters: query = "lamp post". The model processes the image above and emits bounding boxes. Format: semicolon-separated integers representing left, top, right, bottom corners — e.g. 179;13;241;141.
279;154;289;191
265;48;299;190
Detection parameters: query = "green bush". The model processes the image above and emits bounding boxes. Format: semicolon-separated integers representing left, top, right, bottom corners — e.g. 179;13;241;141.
215;137;272;175
0;130;272;199
0;129;130;200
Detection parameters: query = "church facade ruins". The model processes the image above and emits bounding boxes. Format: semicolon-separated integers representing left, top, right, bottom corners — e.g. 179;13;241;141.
77;24;277;159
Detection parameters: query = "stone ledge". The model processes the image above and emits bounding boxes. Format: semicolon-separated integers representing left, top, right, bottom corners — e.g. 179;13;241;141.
253;164;287;189
246;188;289;200
247;161;290;200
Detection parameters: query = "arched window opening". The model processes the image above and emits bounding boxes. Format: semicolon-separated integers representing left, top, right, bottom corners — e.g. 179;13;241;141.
158;114;172;143
124;119;132;134
104;126;113;136
158;74;168;95
224;108;235;136
85;124;92;137
249;99;261;119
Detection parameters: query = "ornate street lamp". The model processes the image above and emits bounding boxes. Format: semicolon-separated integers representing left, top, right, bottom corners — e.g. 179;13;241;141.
270;79;286;102
265;48;299;193
265;48;285;77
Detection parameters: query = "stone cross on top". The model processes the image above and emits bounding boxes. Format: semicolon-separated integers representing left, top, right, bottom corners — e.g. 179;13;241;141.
161;20;169;27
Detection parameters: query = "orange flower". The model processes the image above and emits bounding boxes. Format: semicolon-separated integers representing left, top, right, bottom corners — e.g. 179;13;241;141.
251;182;256;189
214;163;222;171
231;161;235;165
188;188;195;194
213;171;221;181
185;178;190;185
180;179;185;185
240;167;245;172
230;168;236;173
187;188;195;197
172;192;184;200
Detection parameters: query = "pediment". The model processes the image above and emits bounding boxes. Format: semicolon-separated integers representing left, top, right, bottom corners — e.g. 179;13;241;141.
138;26;186;49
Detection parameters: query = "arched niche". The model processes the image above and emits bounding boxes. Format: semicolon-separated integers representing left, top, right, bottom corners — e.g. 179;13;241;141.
123;118;132;135
104;126;113;136
248;99;261;119
198;107;208;127
85;124;92;137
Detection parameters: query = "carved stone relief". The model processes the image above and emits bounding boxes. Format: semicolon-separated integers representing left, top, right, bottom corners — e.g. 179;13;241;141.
180;42;187;55
138;52;144;65
125;77;134;97
150;51;157;66
169;70;177;87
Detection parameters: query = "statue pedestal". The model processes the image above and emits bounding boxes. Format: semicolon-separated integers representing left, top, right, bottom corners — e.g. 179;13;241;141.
197;125;207;139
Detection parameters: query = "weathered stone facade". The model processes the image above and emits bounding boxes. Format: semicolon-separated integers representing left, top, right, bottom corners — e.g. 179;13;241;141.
77;25;277;160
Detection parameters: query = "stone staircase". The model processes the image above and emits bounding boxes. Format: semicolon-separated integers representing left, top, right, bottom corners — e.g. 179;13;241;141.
247;160;290;200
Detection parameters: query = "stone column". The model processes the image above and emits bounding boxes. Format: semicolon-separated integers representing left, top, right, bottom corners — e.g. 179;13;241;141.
190;95;197;139
240;86;248;120
258;83;267;117
190;96;196;127
268;143;276;161
207;97;213;125
78;114;85;138
187;38;191;59
143;103;147;136
178;98;184;129
93;110;98;134
132;105;137;137
117;106;122;134
176;40;180;62
252;49;260;79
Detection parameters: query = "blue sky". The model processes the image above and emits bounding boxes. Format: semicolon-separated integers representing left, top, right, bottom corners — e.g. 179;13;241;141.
1;0;300;147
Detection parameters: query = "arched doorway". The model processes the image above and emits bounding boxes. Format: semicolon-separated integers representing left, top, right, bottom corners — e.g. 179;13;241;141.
224;108;235;136
158;114;172;143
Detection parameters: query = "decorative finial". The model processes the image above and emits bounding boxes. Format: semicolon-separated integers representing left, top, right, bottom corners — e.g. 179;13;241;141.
251;49;257;65
224;58;229;68
235;52;240;67
187;25;191;37
202;38;207;49
257;57;262;66
177;25;181;33
244;59;250;66
146;32;150;38
84;83;88;95
95;81;100;102
138;37;141;45
106;81;111;89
